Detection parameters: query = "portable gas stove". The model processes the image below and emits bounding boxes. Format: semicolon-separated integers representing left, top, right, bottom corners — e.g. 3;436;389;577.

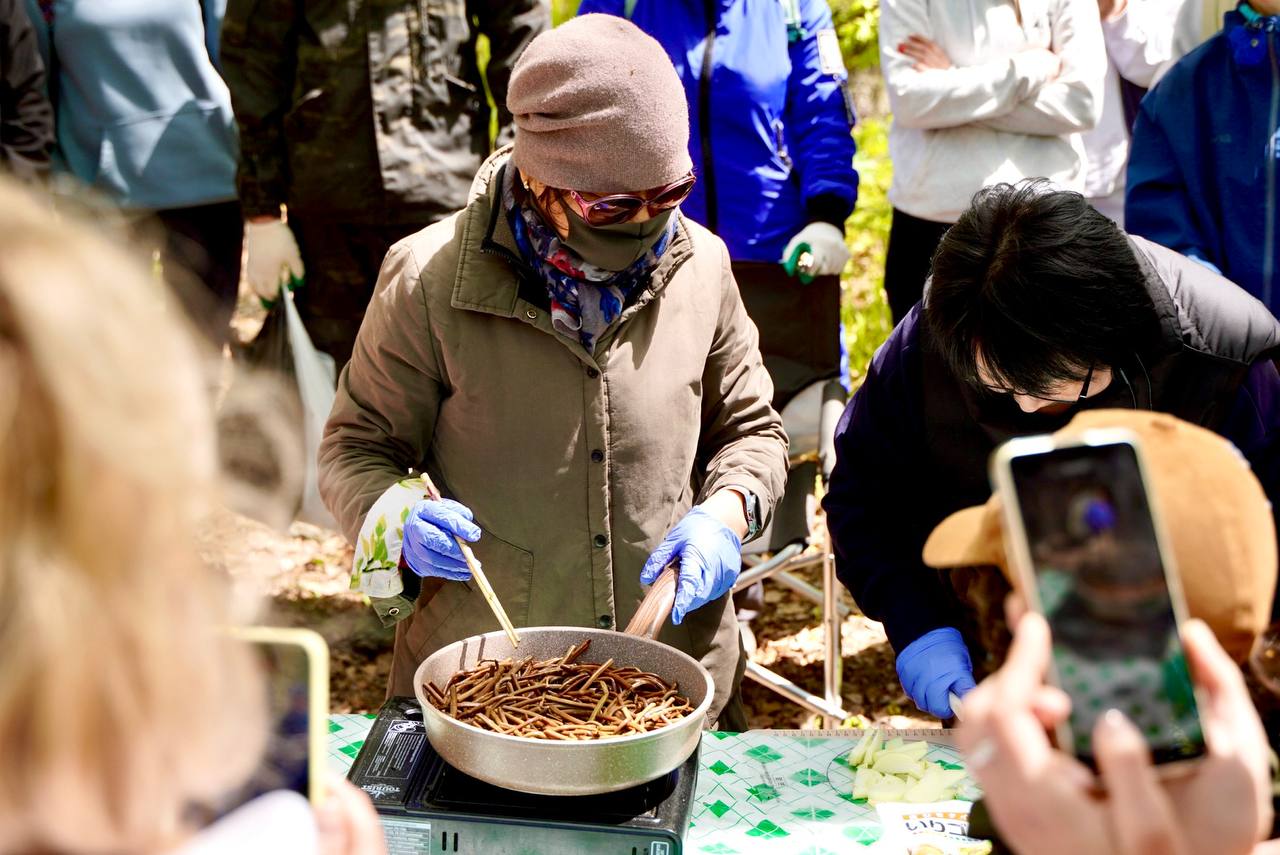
347;696;696;855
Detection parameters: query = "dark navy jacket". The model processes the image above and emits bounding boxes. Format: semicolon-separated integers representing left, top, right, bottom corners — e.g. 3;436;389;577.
1127;9;1280;313
823;236;1280;653
576;0;858;262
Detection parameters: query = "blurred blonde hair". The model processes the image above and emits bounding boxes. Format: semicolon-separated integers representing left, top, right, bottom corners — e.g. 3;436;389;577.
0;180;265;852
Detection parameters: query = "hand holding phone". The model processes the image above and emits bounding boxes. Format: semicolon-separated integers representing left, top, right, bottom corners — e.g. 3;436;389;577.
958;612;1271;855
224;627;330;807
1158;619;1273;853
316;775;389;855
992;431;1206;771
218;629;388;854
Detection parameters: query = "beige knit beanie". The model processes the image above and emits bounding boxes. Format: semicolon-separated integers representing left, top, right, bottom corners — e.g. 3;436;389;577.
508;14;693;194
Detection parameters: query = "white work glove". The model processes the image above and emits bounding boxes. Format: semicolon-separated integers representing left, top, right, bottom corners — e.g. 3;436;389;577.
780;221;851;281
244;219;305;302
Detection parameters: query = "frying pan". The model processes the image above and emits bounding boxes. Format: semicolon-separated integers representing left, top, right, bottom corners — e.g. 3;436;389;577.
412;565;715;796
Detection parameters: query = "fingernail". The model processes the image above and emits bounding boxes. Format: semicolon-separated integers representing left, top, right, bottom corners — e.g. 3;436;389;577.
1101;708;1127;728
1099;708;1140;738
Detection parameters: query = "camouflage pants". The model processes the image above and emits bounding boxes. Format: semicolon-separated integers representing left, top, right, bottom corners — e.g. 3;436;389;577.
290;218;427;369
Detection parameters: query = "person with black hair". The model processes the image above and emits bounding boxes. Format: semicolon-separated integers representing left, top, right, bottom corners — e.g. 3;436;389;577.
823;180;1280;721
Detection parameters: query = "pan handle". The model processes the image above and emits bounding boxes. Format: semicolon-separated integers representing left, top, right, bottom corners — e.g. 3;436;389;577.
622;561;679;640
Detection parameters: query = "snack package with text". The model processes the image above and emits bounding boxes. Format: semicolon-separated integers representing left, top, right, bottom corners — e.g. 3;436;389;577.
872;801;992;855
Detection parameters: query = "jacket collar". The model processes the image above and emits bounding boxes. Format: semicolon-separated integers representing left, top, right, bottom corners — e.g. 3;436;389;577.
1237;4;1280;26
451;148;696;324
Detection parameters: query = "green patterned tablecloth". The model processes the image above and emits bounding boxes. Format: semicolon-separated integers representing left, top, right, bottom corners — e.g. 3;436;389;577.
328;713;377;775
327;717;973;853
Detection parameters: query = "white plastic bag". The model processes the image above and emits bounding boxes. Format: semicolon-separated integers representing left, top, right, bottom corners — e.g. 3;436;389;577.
281;288;338;530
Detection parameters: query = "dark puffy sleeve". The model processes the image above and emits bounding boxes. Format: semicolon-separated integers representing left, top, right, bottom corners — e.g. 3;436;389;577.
822;309;958;652
785;0;858;228
221;0;298;217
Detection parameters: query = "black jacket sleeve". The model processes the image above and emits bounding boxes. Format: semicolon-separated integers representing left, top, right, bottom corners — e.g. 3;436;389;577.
1219;359;1280;621
221;0;298;218
469;0;548;147
821;321;958;653
0;0;52;182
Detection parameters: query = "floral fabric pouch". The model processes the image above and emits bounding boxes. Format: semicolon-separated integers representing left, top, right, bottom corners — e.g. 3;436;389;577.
352;478;425;627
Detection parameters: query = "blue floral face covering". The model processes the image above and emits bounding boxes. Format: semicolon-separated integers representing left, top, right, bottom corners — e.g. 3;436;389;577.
503;168;676;353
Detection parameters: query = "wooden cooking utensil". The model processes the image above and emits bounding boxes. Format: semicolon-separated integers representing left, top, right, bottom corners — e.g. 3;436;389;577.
418;473;521;648
623;562;680;640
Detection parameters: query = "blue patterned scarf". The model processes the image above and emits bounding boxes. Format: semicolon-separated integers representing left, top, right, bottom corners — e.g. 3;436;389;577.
502;167;675;353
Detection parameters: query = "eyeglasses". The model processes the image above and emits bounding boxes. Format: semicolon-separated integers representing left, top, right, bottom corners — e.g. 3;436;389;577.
556;173;696;226
984;364;1097;404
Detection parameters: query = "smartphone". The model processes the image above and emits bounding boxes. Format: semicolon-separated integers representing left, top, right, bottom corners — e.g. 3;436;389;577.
224;626;331;807
991;430;1206;772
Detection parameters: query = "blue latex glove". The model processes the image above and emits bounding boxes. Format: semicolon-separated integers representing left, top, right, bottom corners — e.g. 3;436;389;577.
401;499;480;582
895;627;978;719
641;506;742;625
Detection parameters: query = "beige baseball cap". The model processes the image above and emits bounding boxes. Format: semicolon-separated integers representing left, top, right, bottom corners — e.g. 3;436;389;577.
922;410;1278;662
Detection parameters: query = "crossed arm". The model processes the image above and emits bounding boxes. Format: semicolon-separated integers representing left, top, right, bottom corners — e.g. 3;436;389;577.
882;0;1104;136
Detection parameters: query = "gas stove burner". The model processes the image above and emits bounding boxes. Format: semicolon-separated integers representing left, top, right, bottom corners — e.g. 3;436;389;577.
427;749;680;822
348;696;696;855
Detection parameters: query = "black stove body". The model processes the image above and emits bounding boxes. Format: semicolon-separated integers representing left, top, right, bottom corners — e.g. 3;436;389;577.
347;697;696;855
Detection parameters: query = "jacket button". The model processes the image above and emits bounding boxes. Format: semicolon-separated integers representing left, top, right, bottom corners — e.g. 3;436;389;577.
387;607;400;617
586;367;600;379
597;614;613;628
590;449;604;463
525;309;537;320
593;534;608;548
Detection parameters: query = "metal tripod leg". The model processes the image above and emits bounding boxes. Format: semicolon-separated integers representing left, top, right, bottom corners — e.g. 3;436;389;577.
820;525;842;728
734;529;850;726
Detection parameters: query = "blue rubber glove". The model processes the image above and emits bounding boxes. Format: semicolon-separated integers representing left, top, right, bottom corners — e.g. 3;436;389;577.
641;506;743;625
895;627;978;719
401;499;480;582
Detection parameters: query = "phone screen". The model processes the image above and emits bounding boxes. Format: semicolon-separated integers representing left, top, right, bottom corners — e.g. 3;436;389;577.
1007;441;1205;767
220;640;316;808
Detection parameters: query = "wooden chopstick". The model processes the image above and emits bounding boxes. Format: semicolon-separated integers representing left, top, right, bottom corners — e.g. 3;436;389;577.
418;473;521;648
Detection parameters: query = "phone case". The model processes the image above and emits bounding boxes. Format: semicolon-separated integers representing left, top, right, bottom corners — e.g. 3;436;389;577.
989;429;1204;777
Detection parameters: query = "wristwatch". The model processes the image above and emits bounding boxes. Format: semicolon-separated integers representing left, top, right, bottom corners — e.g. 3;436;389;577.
726;485;763;542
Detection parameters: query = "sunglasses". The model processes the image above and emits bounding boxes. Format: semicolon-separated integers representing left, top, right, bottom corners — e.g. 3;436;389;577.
554;173;697;226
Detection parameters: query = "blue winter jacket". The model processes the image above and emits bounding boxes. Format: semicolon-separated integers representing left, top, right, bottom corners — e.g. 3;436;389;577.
1127;8;1280;312
576;0;858;263
26;0;237;211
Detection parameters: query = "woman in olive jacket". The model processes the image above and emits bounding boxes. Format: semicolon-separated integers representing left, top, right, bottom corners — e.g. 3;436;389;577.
319;16;788;729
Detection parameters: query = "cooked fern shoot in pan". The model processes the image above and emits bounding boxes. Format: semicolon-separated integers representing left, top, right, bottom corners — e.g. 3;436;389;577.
422;640;695;739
